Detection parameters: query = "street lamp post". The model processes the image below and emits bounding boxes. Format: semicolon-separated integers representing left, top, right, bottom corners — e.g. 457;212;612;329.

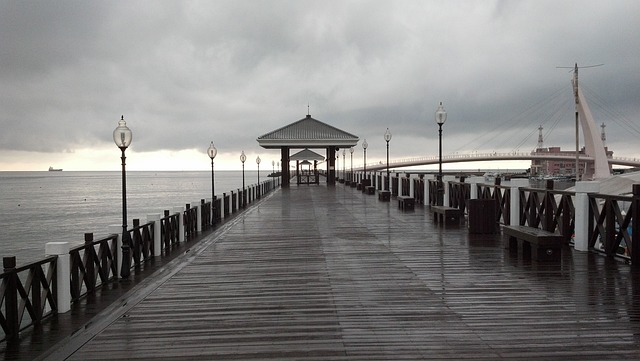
349;147;354;182
207;141;217;224
435;102;448;206
256;156;261;184
240;151;246;207
384;128;392;191
113;115;132;279
362;139;368;184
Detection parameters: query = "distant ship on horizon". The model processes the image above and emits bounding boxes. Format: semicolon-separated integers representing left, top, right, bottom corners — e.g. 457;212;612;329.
48;166;62;171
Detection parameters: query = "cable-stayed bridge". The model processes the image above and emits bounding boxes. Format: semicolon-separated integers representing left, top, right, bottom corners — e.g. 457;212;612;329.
358;151;640;172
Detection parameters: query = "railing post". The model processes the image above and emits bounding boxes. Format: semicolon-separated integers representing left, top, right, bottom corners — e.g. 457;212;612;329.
108;224;123;278
173;206;185;243
84;233;96;292
574;181;600;252
3;256;19;341
45;242;71;313
148;214;162;257
510;179;529;226
632;184;640;267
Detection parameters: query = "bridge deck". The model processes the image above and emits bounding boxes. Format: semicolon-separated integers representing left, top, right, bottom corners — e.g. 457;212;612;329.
44;184;640;360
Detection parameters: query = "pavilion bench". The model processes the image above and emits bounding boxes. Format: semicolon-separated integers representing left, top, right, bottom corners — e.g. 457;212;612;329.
365;186;376;195
502;225;564;262
432;205;461;225
397;195;415;211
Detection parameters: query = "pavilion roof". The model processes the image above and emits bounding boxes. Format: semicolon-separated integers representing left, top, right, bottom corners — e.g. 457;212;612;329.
257;114;359;149
290;148;325;161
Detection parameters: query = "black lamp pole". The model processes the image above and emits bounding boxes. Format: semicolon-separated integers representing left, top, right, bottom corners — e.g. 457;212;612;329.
113;116;132;279
240;151;246;207
350;147;354;182
435;102;447;206
384;128;392;191
362;139;368;183
207;141;217;224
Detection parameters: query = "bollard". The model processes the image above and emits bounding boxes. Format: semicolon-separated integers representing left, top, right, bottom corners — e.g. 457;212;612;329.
3;256;19;341
45;242;71;313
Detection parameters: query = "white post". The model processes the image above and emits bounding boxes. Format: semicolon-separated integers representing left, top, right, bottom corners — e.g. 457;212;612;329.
173;207;185;243
147;214;162;257
398;173;403;196
424;176;430;206
510;179;530;226
409;175;415;198
574;181;600;252
45;242;70;313
443;175;455;207
468;176;484;200
108;225;123;278
195;201;203;232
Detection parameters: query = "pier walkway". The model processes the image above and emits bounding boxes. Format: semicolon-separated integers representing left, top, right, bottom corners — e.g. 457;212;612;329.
41;184;640;360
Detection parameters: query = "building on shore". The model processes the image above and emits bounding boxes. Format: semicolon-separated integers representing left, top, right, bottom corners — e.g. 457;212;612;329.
530;146;613;178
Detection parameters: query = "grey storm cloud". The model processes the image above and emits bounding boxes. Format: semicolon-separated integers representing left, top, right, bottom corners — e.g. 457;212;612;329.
1;0;639;166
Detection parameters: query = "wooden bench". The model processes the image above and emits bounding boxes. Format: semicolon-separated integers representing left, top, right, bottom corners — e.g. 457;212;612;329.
365;186;376;195
378;190;391;201
502;225;564;262
432;205;461;225
397;195;414;211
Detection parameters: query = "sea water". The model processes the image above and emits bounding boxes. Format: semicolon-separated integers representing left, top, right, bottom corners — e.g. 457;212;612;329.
0;170;268;265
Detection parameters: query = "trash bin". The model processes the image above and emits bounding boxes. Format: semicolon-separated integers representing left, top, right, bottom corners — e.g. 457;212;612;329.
467;199;497;234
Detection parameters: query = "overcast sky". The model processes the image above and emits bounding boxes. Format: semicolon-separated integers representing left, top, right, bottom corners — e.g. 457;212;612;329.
1;0;639;171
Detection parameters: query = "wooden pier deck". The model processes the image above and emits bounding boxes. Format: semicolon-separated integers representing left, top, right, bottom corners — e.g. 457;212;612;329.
41;184;640;360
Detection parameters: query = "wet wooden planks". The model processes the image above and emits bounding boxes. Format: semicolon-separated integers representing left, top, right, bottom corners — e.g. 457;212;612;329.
60;185;640;360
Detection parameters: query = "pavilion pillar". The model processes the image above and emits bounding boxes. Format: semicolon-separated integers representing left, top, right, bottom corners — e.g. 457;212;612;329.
281;147;290;188
327;147;336;186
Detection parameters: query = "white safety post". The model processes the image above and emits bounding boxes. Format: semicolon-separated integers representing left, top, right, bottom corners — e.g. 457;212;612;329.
443;175;455;207
45;242;70;313
509;179;530;226
195;201;203;232
574;181;600;252
468;176;484;200
173;207;185;243
108;225;123;278
424;176;431;206
409;174;415;198
147;214;162;257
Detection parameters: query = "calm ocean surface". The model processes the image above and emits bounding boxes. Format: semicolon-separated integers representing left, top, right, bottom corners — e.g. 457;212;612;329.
0;170;269;265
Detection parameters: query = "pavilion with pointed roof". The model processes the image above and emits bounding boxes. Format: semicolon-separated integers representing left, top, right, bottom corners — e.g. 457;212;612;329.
257;113;359;187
